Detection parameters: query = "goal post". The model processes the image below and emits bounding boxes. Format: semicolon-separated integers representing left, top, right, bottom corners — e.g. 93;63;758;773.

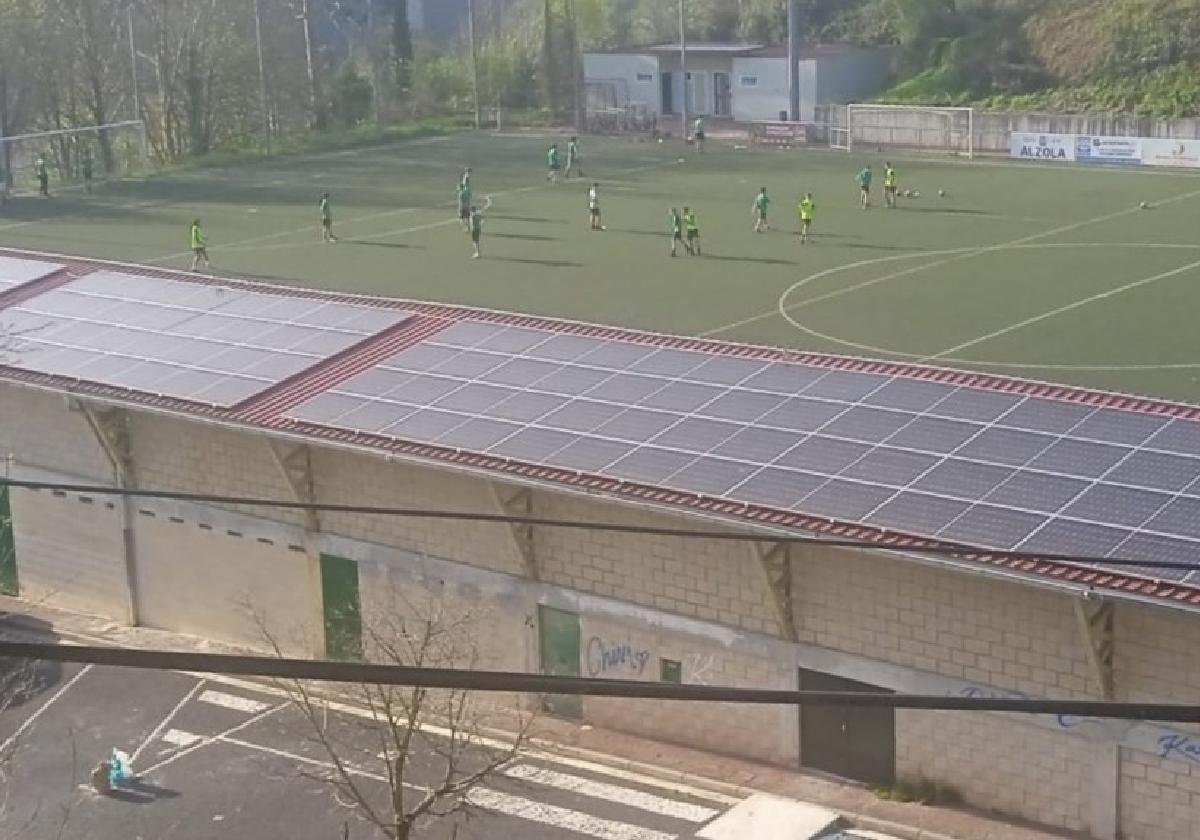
832;104;975;158
0;120;149;195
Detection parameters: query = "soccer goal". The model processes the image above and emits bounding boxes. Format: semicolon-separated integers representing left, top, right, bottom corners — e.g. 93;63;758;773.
831;105;975;158
0;120;149;194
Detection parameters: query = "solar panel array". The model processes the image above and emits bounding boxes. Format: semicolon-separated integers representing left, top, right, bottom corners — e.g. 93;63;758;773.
288;320;1200;583
1;270;409;406
0;256;65;291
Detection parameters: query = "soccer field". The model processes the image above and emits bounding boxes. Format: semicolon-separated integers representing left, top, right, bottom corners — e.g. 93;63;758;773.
4;130;1200;402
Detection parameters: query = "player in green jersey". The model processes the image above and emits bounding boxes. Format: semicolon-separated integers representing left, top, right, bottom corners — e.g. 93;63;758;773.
457;182;472;231
752;187;770;232
669;207;683;257
857;165;872;209
566;136;583;178
469;205;484;259
189;219;210;271
546;143;561;183
798;193;815;244
460;167;472;191
883;162;898;209
319;192;337;243
683;207;700;255
35;155;50;197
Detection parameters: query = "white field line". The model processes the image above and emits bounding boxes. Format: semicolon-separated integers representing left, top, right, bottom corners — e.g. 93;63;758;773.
161;728;202;748
467;787;677;840
504;764;718;823
923;256;1200;361
198;688;270;714
137;700;287;778
129;678;207;764
167;729;680;840
0;663;93;758
702;184;1200;338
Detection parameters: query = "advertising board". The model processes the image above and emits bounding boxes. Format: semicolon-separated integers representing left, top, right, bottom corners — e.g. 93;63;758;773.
1074;135;1142;165
1009;133;1075;162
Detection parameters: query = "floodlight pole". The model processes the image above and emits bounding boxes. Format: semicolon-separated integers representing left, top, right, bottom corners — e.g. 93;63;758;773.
254;0;271;153
127;5;141;123
787;0;800;121
679;0;688;140
467;0;481;128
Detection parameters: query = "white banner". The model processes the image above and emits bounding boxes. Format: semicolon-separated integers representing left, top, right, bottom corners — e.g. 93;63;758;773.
1074;135;1142;165
1010;132;1075;162
1142;138;1200;168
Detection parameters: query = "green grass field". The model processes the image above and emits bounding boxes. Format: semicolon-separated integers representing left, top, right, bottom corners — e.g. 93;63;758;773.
4;130;1200;402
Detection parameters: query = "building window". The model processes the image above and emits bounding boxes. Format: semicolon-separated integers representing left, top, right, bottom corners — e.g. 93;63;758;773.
739;76;758;87
635;73;654;83
660;658;682;684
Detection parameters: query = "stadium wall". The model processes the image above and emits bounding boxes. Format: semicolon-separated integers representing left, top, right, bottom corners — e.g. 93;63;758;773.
1;383;1199;839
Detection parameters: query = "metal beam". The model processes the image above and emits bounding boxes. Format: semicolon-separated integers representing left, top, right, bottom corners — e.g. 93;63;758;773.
752;541;796;642
490;483;537;580
78;402;139;625
1073;598;1115;699
266;439;320;533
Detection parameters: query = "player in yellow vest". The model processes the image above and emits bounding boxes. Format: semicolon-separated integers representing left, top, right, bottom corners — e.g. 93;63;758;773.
884;162;898;209
798;193;815;244
189;219;210;271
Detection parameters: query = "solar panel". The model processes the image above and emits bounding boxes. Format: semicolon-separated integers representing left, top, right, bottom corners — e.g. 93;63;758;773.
0;256;65;290
3;271;409;406
279;320;1200;566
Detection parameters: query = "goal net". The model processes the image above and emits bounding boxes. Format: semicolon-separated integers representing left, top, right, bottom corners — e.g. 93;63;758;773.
830;105;974;158
0;120;148;196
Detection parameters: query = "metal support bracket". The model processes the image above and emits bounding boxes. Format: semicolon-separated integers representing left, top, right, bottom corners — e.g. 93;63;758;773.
490;483;537;580
1073;597;1115;699
752;541;796;642
267;439;320;534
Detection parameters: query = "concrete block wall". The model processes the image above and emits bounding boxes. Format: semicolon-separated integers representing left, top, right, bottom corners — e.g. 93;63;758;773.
0;387;111;480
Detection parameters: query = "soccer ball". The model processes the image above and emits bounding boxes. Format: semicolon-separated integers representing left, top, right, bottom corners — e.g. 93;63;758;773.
1139;201;1149;209
912;190;921;198
658;138;664;144
938;190;946;197
677;157;685;163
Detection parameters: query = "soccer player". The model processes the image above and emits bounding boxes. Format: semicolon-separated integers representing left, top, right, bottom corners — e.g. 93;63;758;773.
457;180;472;231
884;162;898;209
546;143;561;183
81;151;94;194
35;155;49;197
669;207;683;257
857;164;872;209
798;192;815;244
752;187;770;232
566;136;583;178
189;219;211;271
469;205;484;259
587;182;604;230
319;192;337;243
683;206;700;255
460;167;472;192
693;117;705;153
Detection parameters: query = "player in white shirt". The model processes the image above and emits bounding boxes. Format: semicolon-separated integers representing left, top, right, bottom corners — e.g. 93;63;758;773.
587;182;605;230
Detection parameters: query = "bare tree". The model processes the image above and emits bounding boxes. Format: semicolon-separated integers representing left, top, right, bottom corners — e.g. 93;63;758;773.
261;592;535;840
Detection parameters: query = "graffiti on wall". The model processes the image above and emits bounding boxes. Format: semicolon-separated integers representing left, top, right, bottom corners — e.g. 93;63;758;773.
585;636;650;677
684;653;718;685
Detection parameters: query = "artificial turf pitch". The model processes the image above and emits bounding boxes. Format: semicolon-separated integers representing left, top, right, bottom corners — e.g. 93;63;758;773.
3;129;1200;402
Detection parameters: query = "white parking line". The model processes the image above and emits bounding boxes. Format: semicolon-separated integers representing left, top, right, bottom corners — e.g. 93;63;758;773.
130;678;207;764
467;787;677;840
198;689;270;714
504;764;718;822
0;663;93;758
161;729;202;748
138;701;287;778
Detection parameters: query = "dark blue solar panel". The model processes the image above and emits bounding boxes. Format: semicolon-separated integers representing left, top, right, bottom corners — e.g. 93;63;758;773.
1061;485;1172;528
483;357;562;387
488;427;578;461
651;417;744;453
1027;439;1130;479
1017;519;1130;558
863;379;957;412
574;341;656;369
821;406;912;444
383;375;465;405
738;363;825;395
551;437;632;472
840;448;939;487
384;343;461;372
436;417;523;450
913;459;1015;500
533;366;614;396
540;399;627;433
1104;450;1200;493
1106;533;1197;582
433;382;515;414
984;471;1089;513
487;392;565;422
756;398;846;432
800;481;896;519
713;427;801;464
666;457;759;496
593;408;680;443
525;334;607;362
381;409;468;440
629;348;708;377
337;400;417;434
1000;398;1094;434
607;447;697;484
869;492;970;535
800;370;889;402
474;326;547;353
292;392;373;424
640;381;725;412
1071;409;1169;446
430;350;509;379
956;427;1056;466
887;416;982;454
699;390;786;422
931;388;1022;422
1146;419;1200;457
587;374;670;403
684;356;767;386
939;504;1045;548
776;437;871;474
1144;497;1200;539
733;468;825;509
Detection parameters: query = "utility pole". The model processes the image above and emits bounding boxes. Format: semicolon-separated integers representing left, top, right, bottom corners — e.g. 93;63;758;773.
467;0;481;128
254;0;271;153
679;0;688;141
787;0;800;122
299;0;321;129
128;4;147;158
568;0;582;132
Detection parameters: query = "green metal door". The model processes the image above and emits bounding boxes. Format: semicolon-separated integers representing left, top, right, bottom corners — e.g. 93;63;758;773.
319;554;362;661
538;606;581;718
0;486;17;596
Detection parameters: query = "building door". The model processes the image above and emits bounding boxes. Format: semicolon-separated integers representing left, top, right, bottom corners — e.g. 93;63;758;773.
713;72;732;116
799;668;895;786
320;554;362;661
0;486;16;596
538;606;582;718
661;72;673;114
687;72;708;115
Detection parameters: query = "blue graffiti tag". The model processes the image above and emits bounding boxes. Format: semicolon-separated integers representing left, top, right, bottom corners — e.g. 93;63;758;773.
1158;734;1200;764
585;637;650;677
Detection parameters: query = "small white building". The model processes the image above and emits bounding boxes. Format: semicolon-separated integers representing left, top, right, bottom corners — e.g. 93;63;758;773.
583;42;895;125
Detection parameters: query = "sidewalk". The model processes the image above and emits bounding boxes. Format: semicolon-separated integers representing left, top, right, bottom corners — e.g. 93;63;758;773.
0;597;1082;840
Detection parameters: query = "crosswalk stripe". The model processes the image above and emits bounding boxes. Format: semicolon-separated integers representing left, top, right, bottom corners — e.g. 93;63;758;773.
504;764;718;823
161;729;202;747
467;788;677;840
198;690;269;714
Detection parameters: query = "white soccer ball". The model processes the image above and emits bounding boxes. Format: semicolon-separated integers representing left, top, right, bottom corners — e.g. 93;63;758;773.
677;157;685;163
913;190;921;198
938;190;946;197
1139;201;1149;209
657;138;664;144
